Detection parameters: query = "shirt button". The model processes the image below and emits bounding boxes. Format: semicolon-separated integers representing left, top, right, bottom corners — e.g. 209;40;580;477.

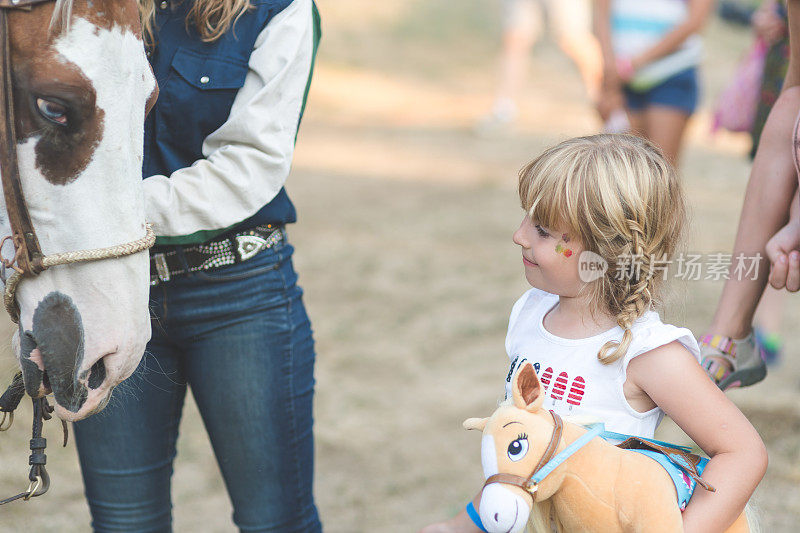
199;76;210;84
159;1;168;9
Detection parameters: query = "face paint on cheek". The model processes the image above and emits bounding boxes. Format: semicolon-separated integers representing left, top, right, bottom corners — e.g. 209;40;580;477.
555;234;573;258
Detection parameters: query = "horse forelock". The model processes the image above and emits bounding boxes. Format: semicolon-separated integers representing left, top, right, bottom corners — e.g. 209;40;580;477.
48;0;143;38
48;0;73;36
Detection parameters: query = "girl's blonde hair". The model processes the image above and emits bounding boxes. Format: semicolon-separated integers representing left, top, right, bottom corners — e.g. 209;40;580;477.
519;134;686;364
138;0;252;45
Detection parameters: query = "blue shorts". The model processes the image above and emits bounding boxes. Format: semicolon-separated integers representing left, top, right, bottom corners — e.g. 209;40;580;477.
632;449;709;511
623;68;699;115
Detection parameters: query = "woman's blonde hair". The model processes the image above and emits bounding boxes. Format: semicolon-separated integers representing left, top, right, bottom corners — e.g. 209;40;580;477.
519;134;686;364
138;0;253;44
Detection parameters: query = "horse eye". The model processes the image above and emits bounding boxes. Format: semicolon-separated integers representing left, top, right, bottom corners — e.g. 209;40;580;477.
507;437;529;462
35;98;68;126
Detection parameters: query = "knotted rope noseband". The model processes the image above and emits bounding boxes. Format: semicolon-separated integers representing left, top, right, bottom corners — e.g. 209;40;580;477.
2;225;155;322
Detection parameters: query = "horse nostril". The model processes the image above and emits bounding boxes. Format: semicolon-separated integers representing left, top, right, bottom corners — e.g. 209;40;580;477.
494;513;499;523
87;358;107;390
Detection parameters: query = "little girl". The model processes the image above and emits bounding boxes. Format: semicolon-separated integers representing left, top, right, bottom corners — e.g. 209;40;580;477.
421;134;767;533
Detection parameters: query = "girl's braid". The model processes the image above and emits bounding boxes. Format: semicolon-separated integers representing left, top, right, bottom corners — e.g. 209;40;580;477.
598;219;653;364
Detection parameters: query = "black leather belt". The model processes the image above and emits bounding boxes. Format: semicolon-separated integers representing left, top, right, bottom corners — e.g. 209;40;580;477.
149;224;285;286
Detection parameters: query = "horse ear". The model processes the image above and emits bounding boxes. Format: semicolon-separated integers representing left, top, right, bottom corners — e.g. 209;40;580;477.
463;417;488;431
512;362;544;412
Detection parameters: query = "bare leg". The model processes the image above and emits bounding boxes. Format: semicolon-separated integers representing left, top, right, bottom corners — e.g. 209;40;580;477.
753;285;785;364
753;286;785;334
642;105;691;166
488;0;541;120
548;0;603;101
627;110;646;137
495;29;537;105
706;87;800;340
557;33;603;102
756;188;800;346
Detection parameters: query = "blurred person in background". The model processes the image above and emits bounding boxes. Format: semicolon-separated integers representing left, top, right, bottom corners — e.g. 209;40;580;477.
594;0;716;164
476;0;603;133
698;0;800;392
72;0;323;531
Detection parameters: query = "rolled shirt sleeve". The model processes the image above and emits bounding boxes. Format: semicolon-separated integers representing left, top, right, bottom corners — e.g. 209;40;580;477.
142;0;315;238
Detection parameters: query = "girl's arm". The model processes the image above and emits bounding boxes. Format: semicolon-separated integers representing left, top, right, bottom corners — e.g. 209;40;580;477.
627;0;716;71
593;0;617;82
593;0;625;118
627;342;768;533
751;0;785;44
418;493;483;533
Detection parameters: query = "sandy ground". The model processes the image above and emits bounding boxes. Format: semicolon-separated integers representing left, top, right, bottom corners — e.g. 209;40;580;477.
2;1;800;531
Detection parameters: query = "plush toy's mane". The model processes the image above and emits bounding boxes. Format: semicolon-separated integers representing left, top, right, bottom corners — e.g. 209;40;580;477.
529;498;562;533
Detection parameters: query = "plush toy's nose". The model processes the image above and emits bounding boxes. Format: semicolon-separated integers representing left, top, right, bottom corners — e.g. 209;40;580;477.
479;484;531;533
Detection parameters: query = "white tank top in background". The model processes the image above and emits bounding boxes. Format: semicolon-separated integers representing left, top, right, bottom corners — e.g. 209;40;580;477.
611;0;703;91
503;289;701;438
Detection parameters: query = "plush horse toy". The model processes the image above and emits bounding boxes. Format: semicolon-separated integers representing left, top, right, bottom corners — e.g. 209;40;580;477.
463;361;752;533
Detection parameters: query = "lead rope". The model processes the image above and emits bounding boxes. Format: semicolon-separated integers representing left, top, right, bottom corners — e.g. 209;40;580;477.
0;395;62;505
0;370;24;430
2;224;155;323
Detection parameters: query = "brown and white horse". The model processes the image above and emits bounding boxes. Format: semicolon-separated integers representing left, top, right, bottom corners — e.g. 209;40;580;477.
2;0;156;421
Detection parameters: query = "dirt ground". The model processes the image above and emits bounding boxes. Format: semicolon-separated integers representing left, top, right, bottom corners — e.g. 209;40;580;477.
2;1;800;531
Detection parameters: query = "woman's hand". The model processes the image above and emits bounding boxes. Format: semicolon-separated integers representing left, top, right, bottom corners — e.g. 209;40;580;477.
752;2;786;44
596;84;626;121
766;218;800;291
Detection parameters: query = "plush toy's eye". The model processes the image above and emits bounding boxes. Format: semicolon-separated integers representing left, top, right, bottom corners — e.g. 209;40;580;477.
507;434;529;462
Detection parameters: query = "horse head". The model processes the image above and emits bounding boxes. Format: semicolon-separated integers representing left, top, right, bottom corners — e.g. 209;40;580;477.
463;362;564;533
2;0;156;421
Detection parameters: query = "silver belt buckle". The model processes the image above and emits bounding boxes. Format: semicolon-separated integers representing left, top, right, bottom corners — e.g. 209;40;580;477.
153;252;171;283
236;234;268;261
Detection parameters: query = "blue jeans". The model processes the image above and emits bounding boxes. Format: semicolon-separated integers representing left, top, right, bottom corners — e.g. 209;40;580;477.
73;241;321;533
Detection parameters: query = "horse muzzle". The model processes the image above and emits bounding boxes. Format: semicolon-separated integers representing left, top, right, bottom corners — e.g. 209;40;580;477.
17;291;96;416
